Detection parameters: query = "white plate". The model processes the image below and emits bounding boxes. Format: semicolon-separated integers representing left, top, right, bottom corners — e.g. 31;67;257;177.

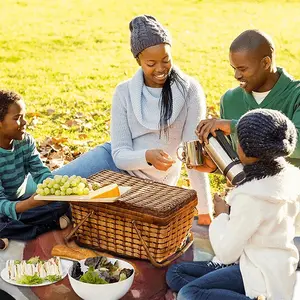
34;186;131;203
1;259;73;287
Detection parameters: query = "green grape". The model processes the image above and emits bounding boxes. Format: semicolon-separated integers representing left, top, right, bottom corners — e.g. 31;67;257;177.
77;189;84;195
53;184;60;189
47;182;54;188
78;182;85;190
36;188;43;195
71;180;77;187
44;188;50;195
60;185;67;191
60;191;66;196
63;182;70;188
72;187;78;194
42;183;48;188
83;187;89;195
37;184;43;189
81;178;88;186
55;190;61;196
66;188;73;195
92;183;101;191
44;178;52;184
40;190;46;196
50;188;55;194
69;175;76;181
54;175;62;183
62;175;68;183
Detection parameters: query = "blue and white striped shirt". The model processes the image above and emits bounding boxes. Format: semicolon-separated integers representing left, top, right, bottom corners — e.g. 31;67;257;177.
0;133;52;220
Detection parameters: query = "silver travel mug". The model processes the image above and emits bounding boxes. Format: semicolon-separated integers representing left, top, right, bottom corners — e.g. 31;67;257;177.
177;140;203;166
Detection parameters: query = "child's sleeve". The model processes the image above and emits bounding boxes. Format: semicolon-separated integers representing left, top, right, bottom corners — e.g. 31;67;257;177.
295;195;300;236
0;179;19;220
209;194;263;265
26;135;53;184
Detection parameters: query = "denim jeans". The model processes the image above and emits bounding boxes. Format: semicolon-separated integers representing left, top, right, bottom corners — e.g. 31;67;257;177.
166;261;253;300
53;142;124;177
0;201;70;240
26;142;124;193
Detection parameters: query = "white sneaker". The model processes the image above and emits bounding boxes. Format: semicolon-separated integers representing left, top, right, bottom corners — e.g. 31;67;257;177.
59;215;71;230
0;238;9;250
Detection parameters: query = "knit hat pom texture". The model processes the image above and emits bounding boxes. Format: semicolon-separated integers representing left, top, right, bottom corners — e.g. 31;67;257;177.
237;109;297;160
129;15;171;58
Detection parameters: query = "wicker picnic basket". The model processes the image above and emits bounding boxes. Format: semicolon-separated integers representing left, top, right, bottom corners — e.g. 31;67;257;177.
66;170;197;267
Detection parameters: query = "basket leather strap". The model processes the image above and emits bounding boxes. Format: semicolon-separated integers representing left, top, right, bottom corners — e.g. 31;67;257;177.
64;210;94;242
132;220;193;268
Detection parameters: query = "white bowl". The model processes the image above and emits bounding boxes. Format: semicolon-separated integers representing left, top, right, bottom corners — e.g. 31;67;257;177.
68;258;134;300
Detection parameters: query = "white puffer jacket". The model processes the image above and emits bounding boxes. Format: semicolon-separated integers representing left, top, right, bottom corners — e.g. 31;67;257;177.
209;164;300;300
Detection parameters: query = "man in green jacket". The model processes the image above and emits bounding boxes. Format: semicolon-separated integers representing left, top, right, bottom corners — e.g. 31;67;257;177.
197;29;300;170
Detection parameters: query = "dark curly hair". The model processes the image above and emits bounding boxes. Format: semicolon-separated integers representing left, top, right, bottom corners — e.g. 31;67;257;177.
0;90;22;121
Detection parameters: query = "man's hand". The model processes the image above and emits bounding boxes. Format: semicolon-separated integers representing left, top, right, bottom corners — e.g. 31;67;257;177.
146;149;175;171
213;193;230;217
15;194;51;213
196;118;232;145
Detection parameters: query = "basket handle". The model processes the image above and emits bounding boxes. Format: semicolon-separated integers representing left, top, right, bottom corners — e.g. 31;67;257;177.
132;220;193;268
64;210;94;242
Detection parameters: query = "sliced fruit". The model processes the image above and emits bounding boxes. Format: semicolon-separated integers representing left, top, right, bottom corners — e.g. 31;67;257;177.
89;183;120;199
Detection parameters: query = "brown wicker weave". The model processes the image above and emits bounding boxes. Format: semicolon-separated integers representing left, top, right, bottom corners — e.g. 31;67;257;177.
66;170;197;267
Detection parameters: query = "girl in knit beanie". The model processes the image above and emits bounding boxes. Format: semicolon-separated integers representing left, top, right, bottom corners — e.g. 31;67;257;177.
49;15;213;225
167;108;300;300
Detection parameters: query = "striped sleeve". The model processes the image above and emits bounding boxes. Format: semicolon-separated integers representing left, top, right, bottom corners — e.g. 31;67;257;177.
0;178;19;220
26;135;53;184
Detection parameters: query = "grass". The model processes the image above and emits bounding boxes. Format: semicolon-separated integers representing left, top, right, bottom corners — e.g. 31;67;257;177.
1;0;300;193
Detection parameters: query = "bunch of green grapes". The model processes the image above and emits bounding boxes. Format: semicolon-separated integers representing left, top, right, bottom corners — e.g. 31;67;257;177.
36;175;90;196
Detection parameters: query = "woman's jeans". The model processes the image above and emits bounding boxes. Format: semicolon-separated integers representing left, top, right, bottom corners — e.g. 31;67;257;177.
26;142;123;192
166;261;253;300
54;142;123;177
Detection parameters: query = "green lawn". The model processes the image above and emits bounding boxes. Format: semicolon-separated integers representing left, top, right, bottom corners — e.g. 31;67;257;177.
1;0;300;191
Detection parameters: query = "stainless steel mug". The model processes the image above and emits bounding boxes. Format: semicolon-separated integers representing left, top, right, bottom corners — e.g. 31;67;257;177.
177;140;203;166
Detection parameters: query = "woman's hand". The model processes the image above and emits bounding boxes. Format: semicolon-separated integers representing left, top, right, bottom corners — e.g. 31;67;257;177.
146;149;175;171
196;118;232;145
213;193;230;217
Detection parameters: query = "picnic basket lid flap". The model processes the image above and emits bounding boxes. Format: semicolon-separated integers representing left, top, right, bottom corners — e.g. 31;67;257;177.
88;170;197;218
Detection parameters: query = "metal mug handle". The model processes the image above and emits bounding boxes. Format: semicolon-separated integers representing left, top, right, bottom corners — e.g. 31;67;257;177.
176;145;186;163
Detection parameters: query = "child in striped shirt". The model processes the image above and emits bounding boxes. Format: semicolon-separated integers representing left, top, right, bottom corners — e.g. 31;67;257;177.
0;90;70;248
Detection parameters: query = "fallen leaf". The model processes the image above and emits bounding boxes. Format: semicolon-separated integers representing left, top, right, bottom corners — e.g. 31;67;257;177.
47;108;55;115
78;133;88;139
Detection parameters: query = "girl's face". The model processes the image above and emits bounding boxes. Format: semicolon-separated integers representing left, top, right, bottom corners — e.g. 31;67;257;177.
137;43;172;88
237;142;259;165
0;100;27;146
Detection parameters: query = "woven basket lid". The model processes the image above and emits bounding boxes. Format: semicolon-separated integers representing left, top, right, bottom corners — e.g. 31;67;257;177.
88;170;197;218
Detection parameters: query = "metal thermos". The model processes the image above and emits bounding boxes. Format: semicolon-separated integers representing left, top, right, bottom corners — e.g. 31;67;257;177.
204;130;245;185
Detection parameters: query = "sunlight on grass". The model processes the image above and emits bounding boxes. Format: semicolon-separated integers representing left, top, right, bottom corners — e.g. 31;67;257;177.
0;0;299;192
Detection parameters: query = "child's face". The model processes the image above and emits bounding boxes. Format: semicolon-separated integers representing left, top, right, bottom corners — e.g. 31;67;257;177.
0;100;27;141
237;141;259;165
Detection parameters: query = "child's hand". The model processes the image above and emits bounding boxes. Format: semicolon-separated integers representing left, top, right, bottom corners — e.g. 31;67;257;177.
213;193;230;217
16;195;51;213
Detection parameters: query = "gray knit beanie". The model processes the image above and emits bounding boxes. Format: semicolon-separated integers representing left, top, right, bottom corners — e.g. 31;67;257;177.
237;109;297;160
129;15;172;58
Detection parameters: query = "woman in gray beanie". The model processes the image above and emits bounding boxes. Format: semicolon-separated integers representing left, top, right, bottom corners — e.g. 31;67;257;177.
167;109;300;299
49;15;212;225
